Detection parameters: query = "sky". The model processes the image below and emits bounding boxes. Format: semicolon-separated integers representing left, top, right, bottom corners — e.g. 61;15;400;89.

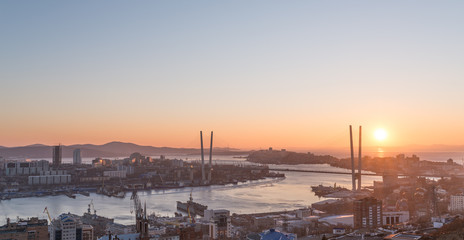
1;1;464;151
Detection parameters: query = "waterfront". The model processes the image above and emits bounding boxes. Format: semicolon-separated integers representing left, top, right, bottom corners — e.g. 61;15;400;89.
0;163;381;225
3;152;460;226
27;150;464;164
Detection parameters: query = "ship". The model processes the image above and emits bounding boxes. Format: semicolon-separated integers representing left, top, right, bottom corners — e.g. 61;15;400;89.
311;183;349;197
176;192;207;217
65;192;76;199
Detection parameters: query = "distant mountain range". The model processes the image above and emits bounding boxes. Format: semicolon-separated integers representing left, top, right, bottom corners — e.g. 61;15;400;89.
0;141;247;159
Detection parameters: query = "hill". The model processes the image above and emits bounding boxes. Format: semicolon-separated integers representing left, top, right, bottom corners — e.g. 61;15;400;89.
0;141;247;159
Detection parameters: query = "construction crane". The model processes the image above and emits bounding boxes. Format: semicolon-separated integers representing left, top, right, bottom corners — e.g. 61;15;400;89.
43;207;52;222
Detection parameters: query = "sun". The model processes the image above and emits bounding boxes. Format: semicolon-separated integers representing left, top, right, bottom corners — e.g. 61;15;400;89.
374;128;387;141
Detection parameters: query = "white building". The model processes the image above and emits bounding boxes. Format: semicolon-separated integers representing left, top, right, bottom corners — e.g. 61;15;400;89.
73;149;82;165
4;160;50;176
28;175;71;185
49;214;84;240
117;165;134;175
450;194;464;213
203;209;231;239
103;170;127;178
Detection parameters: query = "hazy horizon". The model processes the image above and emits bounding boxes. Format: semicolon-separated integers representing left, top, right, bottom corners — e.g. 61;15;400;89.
2;140;464;154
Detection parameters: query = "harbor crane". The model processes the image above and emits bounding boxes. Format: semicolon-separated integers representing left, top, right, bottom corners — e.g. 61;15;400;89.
187;190;195;223
43;207;52;222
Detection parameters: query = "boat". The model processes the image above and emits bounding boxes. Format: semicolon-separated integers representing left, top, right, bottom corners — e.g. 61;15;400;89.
65;192;76;199
176;192;207;217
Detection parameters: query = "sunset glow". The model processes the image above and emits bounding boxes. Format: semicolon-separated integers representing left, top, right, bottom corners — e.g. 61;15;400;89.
374;129;388;142
1;1;464;151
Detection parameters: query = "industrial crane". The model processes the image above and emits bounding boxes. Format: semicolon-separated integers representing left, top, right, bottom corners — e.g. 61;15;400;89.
43;207;52;222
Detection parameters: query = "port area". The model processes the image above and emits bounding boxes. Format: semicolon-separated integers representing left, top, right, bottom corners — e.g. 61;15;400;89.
0;154;285;200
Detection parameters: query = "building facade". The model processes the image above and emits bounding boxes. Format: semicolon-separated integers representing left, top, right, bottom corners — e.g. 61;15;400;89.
28;174;72;185
73;149;82;165
103;170;127;178
4;160;50;176
82;225;94;240
383;211;409;225
49;214;84;240
204;209;231;239
53;145;62;166
354;197;383;229
0;217;48;240
449;194;464;213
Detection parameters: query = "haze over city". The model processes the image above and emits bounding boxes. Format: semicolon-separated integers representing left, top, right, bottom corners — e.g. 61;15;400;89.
1;1;464;152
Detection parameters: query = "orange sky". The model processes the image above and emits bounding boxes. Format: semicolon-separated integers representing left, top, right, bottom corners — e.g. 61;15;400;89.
2;1;464;150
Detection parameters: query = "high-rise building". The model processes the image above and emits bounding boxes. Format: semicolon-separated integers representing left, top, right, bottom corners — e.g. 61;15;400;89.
53;145;62;166
73;149;82;165
203;209;231;239
49;214;84;240
354;197;383;229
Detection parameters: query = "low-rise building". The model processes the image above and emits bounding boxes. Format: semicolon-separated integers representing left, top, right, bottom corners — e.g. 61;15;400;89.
0;217;48;240
383;211;409;225
104;170;127;178
28;175;71;185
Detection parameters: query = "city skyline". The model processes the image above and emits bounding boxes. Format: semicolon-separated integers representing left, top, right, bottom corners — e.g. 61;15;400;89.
2;1;464;150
